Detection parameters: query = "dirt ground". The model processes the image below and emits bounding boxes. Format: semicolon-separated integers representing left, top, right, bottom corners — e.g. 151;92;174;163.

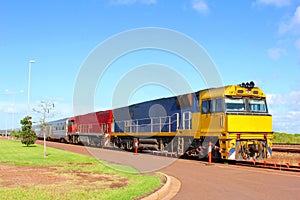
0;164;128;189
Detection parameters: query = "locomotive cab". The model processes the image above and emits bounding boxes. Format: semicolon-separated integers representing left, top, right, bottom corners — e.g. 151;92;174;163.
67;118;76;133
199;82;273;160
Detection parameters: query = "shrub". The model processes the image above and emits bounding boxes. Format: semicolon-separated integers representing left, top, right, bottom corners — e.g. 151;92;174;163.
20;116;37;146
273;132;300;144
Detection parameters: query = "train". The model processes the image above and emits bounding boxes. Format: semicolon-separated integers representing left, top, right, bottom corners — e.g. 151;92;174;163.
34;82;273;161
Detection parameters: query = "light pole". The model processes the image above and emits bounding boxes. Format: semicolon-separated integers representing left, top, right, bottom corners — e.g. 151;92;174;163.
28;60;35;116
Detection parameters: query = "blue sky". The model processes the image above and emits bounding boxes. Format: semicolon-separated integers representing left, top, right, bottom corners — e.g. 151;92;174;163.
1;0;300;133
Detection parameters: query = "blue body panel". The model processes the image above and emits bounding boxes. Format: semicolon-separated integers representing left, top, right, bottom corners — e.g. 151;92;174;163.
114;92;199;133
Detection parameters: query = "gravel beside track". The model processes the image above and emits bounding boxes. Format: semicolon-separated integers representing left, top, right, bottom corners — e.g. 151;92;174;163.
38;141;300;200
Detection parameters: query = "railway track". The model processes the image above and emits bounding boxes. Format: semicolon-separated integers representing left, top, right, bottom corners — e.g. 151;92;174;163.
272;148;300;153
273;143;300;153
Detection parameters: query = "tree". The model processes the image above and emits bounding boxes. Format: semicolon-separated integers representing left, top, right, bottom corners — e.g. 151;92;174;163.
33;101;55;157
20;116;37;146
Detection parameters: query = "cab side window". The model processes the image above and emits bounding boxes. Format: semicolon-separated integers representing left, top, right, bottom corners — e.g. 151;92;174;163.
202;100;211;114
215;98;224;112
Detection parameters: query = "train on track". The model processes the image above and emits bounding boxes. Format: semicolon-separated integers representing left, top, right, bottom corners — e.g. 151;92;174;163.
34;82;273;161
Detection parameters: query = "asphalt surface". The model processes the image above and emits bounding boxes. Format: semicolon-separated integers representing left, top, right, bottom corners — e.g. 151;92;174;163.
38;141;300;200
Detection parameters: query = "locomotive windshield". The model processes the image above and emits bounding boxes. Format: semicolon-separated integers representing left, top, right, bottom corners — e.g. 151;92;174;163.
225;98;245;112
249;99;267;112
202;97;268;114
68;120;74;126
224;97;268;113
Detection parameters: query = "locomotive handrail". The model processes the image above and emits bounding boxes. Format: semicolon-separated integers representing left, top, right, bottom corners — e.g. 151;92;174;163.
77;122;111;133
182;111;192;130
115;113;179;133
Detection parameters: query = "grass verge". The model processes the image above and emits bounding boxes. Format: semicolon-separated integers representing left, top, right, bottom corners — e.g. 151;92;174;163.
0;140;162;200
273;132;300;144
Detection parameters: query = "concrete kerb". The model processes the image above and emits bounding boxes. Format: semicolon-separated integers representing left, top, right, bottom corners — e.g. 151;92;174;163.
142;173;181;200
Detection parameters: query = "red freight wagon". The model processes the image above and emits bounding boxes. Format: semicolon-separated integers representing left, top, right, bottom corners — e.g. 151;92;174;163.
67;110;113;145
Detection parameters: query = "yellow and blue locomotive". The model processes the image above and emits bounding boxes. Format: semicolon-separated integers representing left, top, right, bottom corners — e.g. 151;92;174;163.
111;82;273;160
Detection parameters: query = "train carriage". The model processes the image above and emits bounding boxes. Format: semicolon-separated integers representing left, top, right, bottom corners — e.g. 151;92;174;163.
33;124;43;139
34;118;68;142
47;118;68;142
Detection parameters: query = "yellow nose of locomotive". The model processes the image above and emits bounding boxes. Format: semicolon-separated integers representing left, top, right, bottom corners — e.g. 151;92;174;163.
197;82;273;160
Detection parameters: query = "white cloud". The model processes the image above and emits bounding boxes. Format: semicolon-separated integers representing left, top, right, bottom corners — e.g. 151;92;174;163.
31;100;73;117
279;6;300;34
267;47;287;61
267;91;300;133
0;101;27;114
52;103;73;119
0;97;74;130
192;0;209;15
267;91;300;107
109;0;156;6
270;110;300;133
253;0;292;7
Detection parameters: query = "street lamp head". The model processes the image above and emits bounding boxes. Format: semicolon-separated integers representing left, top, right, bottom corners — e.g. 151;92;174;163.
29;60;36;63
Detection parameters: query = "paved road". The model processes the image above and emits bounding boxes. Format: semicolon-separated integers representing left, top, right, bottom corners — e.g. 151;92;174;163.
160;159;300;200
40;141;300;200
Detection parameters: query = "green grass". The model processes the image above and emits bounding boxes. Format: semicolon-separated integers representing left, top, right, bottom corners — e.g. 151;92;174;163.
273;132;300;144
0;140;162;200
